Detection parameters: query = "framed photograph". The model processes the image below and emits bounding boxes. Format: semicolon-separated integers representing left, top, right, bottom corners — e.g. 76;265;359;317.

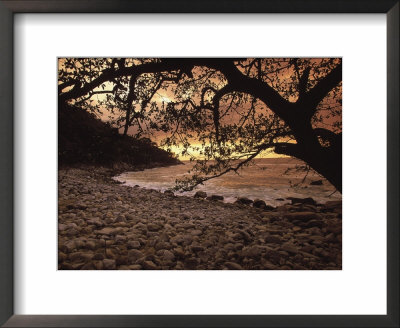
0;1;398;327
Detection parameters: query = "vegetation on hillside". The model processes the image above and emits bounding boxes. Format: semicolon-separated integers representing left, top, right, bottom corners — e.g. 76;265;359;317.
58;103;180;168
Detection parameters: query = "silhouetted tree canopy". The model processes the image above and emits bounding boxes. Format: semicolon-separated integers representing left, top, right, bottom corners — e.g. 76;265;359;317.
59;58;342;192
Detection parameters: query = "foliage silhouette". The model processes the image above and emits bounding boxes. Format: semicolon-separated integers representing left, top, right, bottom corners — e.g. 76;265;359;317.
59;58;342;192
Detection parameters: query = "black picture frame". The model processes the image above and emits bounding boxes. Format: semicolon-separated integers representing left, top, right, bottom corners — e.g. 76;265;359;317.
0;1;398;327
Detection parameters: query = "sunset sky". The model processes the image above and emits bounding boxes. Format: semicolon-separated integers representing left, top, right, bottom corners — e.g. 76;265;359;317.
59;58;342;160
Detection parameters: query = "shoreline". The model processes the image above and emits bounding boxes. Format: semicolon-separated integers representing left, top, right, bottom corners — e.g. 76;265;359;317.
58;165;342;270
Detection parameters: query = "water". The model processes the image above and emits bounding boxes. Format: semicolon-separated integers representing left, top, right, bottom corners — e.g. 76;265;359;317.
114;158;341;206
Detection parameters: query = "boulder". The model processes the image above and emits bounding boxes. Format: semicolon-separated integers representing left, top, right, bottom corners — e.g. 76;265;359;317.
286;197;317;206
128;249;145;263
115;215;126;223
252;199;266;208
207;194;224;201
265;235;282;244
68;252;94;262
143;260;158;270
253;199;275;211
284;212;322;222
191;245;205;252
93;253;104;260
224;262;243;270
102;259;116;270
184;257;200;269
161;250;175;262
241;246;262;258
96;227;123;236
280;243;300;254
235;197;253;205
147;223;160;232
194;191;207;199
127;241;141;249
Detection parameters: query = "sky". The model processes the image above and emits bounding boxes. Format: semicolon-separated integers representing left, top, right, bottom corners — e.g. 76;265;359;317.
59;58;342;160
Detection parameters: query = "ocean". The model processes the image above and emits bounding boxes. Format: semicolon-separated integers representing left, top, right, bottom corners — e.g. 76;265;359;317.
114;158;342;206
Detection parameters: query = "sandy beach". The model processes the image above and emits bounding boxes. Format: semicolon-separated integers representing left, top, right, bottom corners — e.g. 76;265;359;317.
58;166;342;270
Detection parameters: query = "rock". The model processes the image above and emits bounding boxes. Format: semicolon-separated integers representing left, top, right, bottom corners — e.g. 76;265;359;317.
93;253;104;260
324;200;342;208
143;260;158;270
162;249;175;261
58;224;67;232
275;198;285;201
224;262;243;270
105;217;115;224
241;246;262;258
191;245;205;252
127;241;141;249
263;262;278;270
194;191;207;199
58;252;67;263
129;264;142;270
154;241;171;251
207;195;224;201
284;212;322;222
287;197;316;206
116;256;128;266
172;234;193;245
115;235;127;243
66;203;87;210
224;243;236;251
190;229;202;236
96;227;123;236
105;248;117;259
81;262;95;270
128;249;145;263
184;257;200;269
102;259;116;270
59;263;74;270
147;223;160;232
280;243;300;254
164;190;174;196
235;229;252;242
265;235;282;244
69;252;94;262
304;220;325;228
61;240;76;253
71;263;85;270
115;215;126;223
125;214;135;221
173;247;185;258
65;228;80;236
180;213;191;220
235;197;253;205
85;240;97;250
86;218;104;227
252;199;266;208
310;180;323;185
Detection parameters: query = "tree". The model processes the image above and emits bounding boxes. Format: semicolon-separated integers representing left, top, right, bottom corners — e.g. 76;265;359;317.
58;58;342;192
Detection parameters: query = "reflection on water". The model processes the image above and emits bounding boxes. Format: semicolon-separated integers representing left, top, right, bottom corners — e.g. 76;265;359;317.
114;158;341;206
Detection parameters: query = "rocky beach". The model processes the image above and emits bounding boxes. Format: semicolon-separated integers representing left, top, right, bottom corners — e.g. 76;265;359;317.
58;166;342;270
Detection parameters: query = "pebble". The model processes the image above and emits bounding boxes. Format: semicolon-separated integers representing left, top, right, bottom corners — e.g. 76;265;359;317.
102;259;116;270
58;167;342;271
224;262;243;270
143;261;157;270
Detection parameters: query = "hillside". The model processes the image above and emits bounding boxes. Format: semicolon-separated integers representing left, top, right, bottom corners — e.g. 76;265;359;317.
58;103;181;169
